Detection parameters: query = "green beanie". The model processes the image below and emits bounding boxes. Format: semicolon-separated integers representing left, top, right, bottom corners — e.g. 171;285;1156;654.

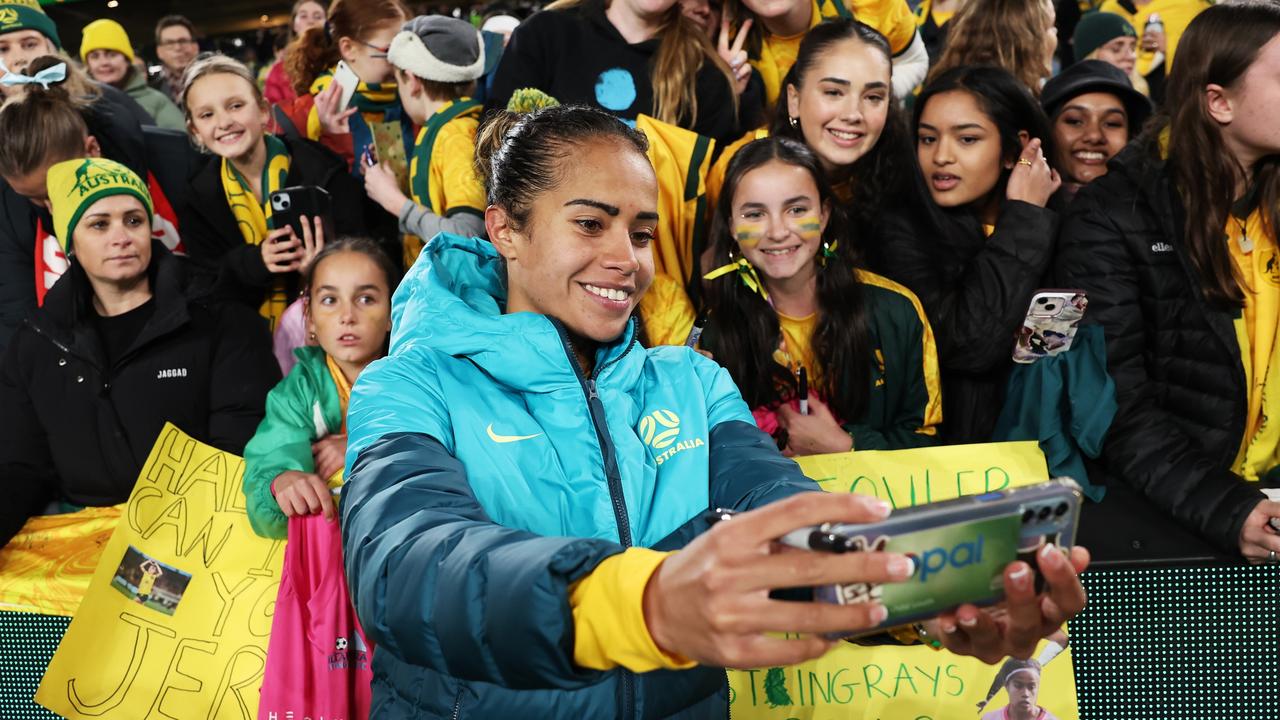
0;0;61;50
1073;11;1136;61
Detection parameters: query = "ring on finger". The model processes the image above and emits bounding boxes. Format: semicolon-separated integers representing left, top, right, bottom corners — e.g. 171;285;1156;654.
1270;549;1277;563
1017;158;1034;167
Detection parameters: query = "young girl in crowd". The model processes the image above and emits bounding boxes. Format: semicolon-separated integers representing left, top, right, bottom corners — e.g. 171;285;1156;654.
0;55;194;350
0;158;278;549
281;0;410;172
363;15;488;267
486;0;743;145
710;20;912;219
179;54;365;330
1056;3;1280;561
699;136;941;454
725;0;925;104
928;0;1058;95
264;0;328;107
1040;59;1150;204
79;19;185;130
242;237;398;539
339;102;1088;716
872;65;1060;444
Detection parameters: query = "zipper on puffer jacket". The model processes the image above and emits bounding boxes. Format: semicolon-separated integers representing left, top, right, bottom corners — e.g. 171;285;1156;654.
450;686;463;720
553;319;638;719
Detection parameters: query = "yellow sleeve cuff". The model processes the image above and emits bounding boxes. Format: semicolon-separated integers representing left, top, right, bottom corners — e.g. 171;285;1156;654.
569;547;696;672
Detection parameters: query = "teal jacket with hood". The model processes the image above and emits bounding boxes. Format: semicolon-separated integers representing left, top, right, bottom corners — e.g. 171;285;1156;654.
341;234;818;718
242;345;344;539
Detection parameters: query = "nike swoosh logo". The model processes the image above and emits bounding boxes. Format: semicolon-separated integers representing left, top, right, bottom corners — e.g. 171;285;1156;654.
486;423;543;444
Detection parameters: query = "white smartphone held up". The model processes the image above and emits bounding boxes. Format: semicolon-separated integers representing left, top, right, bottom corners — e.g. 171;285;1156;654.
332;60;360;111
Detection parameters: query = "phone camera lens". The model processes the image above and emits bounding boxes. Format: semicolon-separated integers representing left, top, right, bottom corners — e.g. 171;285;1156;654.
1037;506;1052;521
1022;508;1035;524
1054;502;1069;517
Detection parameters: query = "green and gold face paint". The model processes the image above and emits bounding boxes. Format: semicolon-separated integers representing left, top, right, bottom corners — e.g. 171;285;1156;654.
734;220;766;248
795;215;823;243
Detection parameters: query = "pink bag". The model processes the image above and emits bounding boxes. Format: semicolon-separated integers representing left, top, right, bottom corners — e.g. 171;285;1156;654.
258;514;372;720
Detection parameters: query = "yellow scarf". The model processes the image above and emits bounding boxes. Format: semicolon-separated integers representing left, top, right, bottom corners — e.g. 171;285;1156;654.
1228;205;1280;481
221;134;292;330
323;354;353;489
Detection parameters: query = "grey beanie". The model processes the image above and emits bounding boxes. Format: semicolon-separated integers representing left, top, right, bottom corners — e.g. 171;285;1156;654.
387;15;485;83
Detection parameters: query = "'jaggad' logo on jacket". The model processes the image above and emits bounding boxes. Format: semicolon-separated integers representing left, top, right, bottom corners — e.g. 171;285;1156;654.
156;368;188;379
639;409;705;466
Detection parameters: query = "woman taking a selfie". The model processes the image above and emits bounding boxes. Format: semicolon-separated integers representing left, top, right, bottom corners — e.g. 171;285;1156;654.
340;104;1089;717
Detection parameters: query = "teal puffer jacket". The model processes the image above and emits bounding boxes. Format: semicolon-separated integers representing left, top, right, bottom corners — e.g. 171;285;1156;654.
341;234;817;718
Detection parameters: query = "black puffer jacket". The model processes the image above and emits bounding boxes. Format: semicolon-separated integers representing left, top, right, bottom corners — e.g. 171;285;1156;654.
872;200;1058;443
0;245;280;547
0;91;202;355
1056;142;1268;556
181;135;369;313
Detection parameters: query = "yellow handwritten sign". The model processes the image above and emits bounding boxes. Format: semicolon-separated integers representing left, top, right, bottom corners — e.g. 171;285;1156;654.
37;424;285;720
0;506;121;616
727;442;1080;720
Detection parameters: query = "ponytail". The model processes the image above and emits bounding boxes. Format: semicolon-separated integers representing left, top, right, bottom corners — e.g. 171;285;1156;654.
286;0;408;95
0;55;93;179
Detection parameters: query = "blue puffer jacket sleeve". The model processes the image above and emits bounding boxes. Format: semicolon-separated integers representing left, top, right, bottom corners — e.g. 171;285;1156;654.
692;354;821;509
343;432;626;689
341;357;624;690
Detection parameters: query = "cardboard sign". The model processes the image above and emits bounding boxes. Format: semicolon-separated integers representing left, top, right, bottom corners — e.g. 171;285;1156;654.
726;442;1080;720
37;424;284;720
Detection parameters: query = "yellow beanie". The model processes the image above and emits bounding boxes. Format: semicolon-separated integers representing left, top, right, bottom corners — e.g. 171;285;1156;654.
47;158;153;254
80;18;134;63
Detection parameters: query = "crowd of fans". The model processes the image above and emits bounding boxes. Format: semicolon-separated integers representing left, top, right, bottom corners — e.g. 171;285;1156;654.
0;0;1274;715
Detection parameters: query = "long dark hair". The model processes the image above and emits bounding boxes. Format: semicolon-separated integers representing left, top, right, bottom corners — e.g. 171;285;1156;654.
909;65;1055;241
770;18;913;224
1159;3;1280;307
701;136;871;420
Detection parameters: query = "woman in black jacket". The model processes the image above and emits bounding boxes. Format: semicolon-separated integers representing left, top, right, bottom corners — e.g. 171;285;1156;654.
1056;3;1280;561
872;65;1061;443
178;55;367;329
0;55;203;356
0;158;279;549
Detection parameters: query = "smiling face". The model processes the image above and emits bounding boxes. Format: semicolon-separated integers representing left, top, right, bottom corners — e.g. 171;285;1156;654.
306;250;392;378
787;38;891;172
293;1;327;36
1093;35;1137;76
491;137;658;345
72;194;152;287
917;90;1007;209
86;49;130;87
730;159;829;286
185;72;269;161
1052;91;1128;185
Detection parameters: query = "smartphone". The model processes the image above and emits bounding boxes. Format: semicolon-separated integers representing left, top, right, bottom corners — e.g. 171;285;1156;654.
792;478;1083;639
268;186;334;242
332;60;359;111
1012;290;1088;364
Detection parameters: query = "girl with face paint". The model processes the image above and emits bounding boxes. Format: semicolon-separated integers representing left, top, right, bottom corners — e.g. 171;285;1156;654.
700;136;941;456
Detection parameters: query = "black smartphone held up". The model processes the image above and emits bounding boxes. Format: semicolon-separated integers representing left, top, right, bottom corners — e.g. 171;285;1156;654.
268;186;335;242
